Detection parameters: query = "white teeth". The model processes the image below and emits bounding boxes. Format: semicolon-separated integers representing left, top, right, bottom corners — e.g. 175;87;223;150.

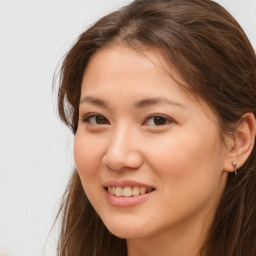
108;186;154;197
122;186;132;197
132;186;140;196
114;187;123;197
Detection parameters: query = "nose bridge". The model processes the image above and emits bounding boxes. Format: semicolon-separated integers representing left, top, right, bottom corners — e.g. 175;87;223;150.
102;123;142;170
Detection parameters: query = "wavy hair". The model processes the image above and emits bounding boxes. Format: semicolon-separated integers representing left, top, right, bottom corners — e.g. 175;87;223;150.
55;0;256;255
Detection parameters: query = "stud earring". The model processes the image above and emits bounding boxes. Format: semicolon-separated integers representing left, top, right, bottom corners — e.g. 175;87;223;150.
231;161;237;175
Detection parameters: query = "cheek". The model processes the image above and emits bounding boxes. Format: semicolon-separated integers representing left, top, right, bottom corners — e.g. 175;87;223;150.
73;134;102;179
147;130;225;185
145;134;196;177
73;134;105;207
147;134;226;220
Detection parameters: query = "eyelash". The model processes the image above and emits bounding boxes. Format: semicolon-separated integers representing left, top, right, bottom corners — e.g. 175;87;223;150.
143;114;173;126
81;113;173;126
81;113;110;125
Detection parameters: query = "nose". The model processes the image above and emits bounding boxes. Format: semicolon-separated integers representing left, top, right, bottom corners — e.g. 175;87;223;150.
102;127;143;171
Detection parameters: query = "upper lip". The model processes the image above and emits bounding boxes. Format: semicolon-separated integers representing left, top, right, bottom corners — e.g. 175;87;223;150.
103;180;156;189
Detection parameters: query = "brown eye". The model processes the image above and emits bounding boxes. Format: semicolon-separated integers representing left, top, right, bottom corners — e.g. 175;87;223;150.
82;114;110;125
95;115;108;124
153;116;167;125
143;115;173;126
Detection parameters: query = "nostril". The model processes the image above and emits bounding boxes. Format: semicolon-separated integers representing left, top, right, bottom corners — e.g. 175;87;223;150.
102;151;143;171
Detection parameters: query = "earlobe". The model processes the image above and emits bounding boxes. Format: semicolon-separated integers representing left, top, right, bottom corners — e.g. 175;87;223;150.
231;161;237;175
223;112;256;173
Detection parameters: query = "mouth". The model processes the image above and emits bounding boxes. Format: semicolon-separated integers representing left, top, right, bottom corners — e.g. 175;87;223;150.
105;186;156;197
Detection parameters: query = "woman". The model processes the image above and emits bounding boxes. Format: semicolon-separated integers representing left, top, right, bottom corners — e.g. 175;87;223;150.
55;0;256;255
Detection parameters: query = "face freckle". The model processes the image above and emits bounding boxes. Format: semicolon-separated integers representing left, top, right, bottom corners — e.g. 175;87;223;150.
74;44;229;242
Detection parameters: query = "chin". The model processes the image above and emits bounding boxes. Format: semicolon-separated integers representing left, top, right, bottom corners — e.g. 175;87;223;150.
103;218;150;239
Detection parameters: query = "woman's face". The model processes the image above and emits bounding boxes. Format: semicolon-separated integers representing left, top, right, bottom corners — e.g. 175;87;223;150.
74;45;229;240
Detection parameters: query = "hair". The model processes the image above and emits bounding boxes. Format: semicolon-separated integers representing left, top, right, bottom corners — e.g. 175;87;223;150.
55;0;256;255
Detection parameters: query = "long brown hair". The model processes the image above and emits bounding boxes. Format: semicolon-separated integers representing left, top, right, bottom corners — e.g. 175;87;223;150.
55;0;256;255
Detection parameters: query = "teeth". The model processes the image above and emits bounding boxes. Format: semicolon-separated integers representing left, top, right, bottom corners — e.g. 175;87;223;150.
115;187;123;197
108;186;115;195
122;186;132;197
132;186;140;196
140;187;146;194
108;186;154;197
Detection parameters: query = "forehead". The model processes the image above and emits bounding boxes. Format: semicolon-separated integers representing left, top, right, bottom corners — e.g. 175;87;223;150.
82;45;185;94
81;44;219;124
82;45;211;113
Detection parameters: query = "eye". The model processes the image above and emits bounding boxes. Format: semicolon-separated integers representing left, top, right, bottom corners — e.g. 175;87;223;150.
143;114;173;126
81;114;110;125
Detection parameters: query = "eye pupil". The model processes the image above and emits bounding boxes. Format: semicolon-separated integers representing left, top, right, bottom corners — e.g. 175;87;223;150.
96;116;107;124
154;117;166;125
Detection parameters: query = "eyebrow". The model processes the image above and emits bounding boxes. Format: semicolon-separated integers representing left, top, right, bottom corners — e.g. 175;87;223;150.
80;96;109;107
80;96;186;109
134;97;186;109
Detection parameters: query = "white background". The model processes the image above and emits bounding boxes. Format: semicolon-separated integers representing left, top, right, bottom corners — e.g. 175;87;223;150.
0;1;255;256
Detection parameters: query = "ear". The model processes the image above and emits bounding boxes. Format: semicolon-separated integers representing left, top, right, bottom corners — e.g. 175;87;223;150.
223;112;256;173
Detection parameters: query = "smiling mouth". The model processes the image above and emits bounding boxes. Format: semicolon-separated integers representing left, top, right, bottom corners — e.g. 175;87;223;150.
106;186;155;197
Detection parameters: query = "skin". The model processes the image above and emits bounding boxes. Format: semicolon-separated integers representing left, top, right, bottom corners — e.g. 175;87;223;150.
74;45;232;256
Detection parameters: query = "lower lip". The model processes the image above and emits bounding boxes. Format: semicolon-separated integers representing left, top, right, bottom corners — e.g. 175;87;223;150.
105;189;155;207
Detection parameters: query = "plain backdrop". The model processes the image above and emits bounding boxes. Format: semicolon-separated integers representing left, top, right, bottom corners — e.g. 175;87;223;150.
0;1;255;256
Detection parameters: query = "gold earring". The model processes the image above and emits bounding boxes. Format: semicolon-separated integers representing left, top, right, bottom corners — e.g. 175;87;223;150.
231;161;237;175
